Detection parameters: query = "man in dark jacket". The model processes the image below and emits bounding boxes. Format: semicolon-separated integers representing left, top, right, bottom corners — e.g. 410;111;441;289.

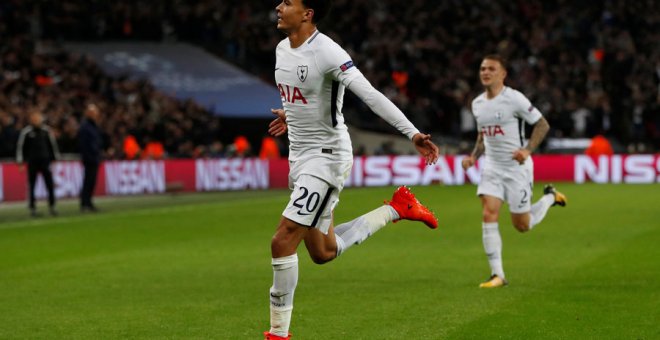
16;111;60;216
0;113;19;158
78;103;103;212
78;104;103;212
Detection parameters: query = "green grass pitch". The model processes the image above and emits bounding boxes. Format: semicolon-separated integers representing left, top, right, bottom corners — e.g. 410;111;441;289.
1;183;658;339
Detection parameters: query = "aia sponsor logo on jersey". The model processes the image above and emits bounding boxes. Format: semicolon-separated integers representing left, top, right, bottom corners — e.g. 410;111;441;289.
481;125;505;136
297;65;308;82
278;83;308;104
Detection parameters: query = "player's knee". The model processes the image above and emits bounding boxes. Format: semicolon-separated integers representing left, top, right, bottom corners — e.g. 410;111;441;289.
271;221;303;256
482;210;499;222
271;234;291;256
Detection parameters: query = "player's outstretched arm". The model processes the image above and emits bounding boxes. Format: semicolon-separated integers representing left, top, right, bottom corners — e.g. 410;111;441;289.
346;74;420;141
268;108;287;137
412;133;439;165
343;72;439;164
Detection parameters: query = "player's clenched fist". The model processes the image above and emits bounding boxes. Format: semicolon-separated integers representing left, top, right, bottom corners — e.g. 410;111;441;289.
462;156;475;170
268;108;287;137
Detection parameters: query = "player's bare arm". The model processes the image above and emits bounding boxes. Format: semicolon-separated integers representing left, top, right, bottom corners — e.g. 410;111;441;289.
268;108;287;137
462;132;484;170
512;116;549;164
412;133;439;165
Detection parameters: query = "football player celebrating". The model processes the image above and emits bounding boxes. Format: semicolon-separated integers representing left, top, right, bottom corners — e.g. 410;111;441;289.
264;0;440;339
462;55;567;288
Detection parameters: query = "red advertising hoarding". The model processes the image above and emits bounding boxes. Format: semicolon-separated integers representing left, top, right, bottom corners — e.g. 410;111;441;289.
0;155;657;202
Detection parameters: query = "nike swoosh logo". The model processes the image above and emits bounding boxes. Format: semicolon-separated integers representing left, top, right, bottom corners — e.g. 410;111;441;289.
407;204;413;209
297;211;312;216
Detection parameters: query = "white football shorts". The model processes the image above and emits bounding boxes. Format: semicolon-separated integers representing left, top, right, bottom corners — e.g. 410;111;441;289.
283;156;352;234
477;159;534;214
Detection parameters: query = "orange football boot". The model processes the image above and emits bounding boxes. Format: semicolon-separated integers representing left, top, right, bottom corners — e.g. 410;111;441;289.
386;186;438;229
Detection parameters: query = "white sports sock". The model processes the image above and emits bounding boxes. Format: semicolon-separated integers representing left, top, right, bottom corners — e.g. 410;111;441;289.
269;254;298;337
334;205;397;256
482;222;505;278
529;194;555;229
335;235;346;257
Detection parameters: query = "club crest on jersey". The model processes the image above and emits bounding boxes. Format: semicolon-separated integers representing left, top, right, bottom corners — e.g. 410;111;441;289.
340;60;354;72
297;65;308;82
495;112;503;120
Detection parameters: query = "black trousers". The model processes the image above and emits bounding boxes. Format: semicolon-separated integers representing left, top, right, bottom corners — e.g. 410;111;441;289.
27;161;55;209
80;161;99;207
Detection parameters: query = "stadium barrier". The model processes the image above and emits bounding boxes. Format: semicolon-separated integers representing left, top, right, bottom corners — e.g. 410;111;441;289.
0;155;658;202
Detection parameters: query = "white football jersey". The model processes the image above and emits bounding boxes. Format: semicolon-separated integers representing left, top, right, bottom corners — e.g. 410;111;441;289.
471;87;542;167
275;31;360;162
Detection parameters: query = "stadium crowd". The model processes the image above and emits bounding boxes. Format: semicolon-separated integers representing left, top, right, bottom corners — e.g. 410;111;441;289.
1;0;659;158
0;2;226;160
230;0;659;152
0;37;224;160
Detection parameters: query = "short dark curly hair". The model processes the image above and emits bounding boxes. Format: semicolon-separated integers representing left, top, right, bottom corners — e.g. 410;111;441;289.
301;0;332;24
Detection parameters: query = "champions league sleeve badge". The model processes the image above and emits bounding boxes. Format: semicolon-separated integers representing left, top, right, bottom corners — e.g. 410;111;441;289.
340;60;354;72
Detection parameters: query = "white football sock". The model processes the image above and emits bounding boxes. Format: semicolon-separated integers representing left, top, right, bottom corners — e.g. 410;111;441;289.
482;222;505;278
334;205;397;256
269;254;298;337
529;194;555;229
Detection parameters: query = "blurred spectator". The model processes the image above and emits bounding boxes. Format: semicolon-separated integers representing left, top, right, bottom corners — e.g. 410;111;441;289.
122;135;141;160
207;140;225;158
175;140;195;158
375;141;397;155
142;137;166;160
353;144;367;156
193;145;207;159
570;104;591;138
259;136;280;159
0;113;19;158
57;115;79;154
585;134;614;157
228;135;252;158
78;103;103;212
